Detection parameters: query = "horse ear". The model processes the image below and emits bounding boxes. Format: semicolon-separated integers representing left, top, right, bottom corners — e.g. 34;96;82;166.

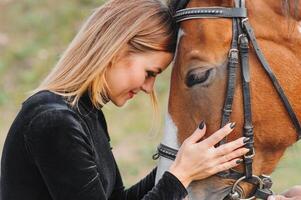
167;0;190;39
168;0;190;14
176;0;190;10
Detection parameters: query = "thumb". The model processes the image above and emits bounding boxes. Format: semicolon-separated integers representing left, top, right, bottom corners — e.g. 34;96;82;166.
186;120;206;144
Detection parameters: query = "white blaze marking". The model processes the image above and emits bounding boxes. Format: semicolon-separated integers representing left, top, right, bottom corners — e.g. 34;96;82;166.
162;113;180;148
155;28;185;183
155;113;180;183
173;28;185;61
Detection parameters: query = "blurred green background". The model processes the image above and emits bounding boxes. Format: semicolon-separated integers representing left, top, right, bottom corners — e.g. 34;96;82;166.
0;0;300;194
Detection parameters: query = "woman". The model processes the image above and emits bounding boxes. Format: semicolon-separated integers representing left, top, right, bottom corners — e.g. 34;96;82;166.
0;0;250;199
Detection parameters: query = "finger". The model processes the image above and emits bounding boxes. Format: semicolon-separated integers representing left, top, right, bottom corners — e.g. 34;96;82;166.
210;158;242;174
214;137;249;156
215;148;249;164
267;195;289;200
281;185;301;197
202;122;235;147
186;120;206;144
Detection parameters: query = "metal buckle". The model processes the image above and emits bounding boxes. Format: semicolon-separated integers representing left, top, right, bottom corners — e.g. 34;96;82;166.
223;108;233;116
241;18;249;28
238;34;247;44
152;152;159;160
244;147;255;159
260;174;273;189
228;49;239;58
241;18;249;24
230;175;264;200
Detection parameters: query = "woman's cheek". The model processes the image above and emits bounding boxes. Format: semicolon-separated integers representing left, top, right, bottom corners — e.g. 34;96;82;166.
131;73;146;88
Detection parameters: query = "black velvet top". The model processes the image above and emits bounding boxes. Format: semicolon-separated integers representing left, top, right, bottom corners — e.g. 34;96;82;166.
0;90;187;200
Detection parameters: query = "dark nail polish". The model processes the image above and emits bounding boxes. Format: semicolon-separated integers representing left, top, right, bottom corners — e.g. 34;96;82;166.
230;122;236;129
199;120;205;129
243;137;250;144
236;159;243;164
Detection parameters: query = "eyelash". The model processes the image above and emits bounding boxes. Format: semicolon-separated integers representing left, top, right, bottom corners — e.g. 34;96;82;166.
146;71;156;78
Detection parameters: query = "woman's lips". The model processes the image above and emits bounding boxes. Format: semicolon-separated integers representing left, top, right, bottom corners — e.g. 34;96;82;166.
128;91;136;99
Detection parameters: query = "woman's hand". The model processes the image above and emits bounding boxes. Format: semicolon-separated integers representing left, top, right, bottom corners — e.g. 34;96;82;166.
168;121;249;188
268;185;301;200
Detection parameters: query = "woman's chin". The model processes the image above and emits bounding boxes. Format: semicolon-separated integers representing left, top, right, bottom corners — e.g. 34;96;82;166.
111;98;127;107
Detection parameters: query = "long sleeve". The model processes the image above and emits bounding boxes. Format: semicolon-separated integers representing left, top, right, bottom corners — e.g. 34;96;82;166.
23;103;187;200
2;90;186;200
24;109;109;200
109;166;188;200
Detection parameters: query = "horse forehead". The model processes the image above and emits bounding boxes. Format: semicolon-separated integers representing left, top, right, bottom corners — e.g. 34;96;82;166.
178;20;232;57
181;19;232;37
298;21;301;34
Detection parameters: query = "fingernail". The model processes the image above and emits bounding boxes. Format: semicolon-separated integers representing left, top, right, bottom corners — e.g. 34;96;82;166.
236;159;243;164
199;120;205;129
267;196;275;200
230;122;236;129
243;137;250;144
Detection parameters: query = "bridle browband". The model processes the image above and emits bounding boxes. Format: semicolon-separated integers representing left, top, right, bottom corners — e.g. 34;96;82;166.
153;0;301;199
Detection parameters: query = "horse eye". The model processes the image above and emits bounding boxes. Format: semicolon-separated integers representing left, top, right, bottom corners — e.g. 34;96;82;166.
185;69;212;87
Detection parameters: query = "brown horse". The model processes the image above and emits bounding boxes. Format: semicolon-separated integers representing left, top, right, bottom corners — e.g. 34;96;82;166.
155;0;301;199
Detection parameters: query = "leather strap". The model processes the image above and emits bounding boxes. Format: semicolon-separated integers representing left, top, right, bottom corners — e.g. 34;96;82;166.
219;18;239;145
254;188;273;199
243;20;301;140
175;7;247;22
153;143;177;161
239;30;254;180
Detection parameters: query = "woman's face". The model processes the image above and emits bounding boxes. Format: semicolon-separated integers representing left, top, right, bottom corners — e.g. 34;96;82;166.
105;50;173;107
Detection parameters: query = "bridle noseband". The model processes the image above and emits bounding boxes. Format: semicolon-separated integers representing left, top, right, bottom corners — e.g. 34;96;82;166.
154;0;301;199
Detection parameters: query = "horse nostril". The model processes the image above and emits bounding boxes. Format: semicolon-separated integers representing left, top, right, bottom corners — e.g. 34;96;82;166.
185;68;212;87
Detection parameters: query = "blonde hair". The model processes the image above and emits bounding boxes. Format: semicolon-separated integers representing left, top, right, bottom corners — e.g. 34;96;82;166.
33;0;177;111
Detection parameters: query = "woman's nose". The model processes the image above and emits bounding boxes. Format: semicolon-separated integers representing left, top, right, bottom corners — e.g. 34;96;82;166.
141;78;155;94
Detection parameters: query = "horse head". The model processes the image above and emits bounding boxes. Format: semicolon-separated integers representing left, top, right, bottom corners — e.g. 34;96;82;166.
156;0;301;199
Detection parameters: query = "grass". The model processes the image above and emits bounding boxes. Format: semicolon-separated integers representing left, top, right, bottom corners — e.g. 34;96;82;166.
0;0;300;195
271;142;301;193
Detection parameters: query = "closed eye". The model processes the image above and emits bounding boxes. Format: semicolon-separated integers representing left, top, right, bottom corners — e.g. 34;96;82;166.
146;71;157;78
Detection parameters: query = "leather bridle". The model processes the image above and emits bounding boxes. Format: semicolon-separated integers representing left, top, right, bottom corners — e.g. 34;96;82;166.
153;0;301;199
